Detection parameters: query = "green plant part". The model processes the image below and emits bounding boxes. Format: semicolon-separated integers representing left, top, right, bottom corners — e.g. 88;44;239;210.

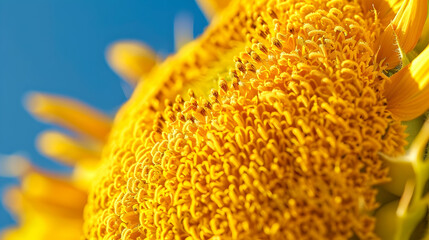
377;116;429;239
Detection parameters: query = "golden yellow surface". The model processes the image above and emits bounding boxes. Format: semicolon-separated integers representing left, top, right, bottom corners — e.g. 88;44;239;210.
4;0;429;239
82;0;412;238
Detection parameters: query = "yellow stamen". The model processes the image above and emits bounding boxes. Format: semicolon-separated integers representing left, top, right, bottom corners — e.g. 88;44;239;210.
83;0;410;238
385;45;429;120
391;0;427;52
6;0;429;238
107;41;158;85
26;93;112;142
37;131;101;166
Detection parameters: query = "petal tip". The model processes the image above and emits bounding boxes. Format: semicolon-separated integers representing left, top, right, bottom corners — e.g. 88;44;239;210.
106;40;158;85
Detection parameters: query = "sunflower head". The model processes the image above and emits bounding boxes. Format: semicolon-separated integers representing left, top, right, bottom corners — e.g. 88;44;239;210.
3;0;429;239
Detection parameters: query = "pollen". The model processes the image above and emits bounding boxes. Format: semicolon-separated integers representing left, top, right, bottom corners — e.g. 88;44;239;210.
4;0;429;239
82;0;412;239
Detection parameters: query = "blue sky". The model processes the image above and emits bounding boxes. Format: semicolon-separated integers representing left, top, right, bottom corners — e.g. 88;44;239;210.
0;0;208;230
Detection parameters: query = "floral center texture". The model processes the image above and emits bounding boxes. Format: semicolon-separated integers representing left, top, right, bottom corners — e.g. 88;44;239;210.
83;0;408;239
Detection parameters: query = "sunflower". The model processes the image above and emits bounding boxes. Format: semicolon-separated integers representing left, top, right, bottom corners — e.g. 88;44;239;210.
2;0;429;239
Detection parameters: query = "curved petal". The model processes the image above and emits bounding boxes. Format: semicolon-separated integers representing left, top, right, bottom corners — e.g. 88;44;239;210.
37;131;101;166
391;0;428;52
385;44;429;120
107;41;158;86
196;0;231;19
25;93;112;142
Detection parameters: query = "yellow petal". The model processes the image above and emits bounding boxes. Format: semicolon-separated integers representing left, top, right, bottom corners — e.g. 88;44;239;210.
376;24;402;69
362;0;403;25
37;131;101;166
2;187;82;240
391;0;427;53
174;13;194;51
2;218;82;240
195;0;231;19
407;3;429;59
20;172;87;217
0;155;31;177
26;93;112;142
107;41;158;86
385;44;429;120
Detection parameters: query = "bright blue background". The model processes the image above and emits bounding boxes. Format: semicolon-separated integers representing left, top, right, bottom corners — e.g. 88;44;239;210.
0;0;208;230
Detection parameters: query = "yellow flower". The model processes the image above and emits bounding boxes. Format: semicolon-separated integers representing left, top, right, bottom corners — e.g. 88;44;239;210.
3;0;429;239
